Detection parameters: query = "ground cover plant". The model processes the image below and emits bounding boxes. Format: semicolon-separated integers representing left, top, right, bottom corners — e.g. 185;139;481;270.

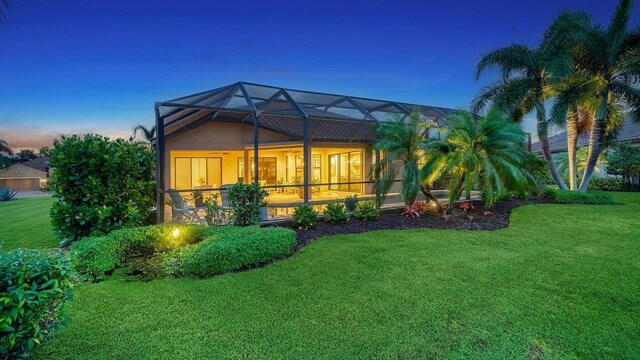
29;193;640;359
545;188;619;205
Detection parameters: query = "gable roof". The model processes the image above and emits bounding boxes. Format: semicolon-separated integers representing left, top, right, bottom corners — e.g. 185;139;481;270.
21;156;50;173
531;119;640;153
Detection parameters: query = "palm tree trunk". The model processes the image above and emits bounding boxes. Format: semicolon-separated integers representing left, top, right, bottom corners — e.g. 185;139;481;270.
578;93;608;192
420;183;441;211
566;115;578;191
535;102;568;190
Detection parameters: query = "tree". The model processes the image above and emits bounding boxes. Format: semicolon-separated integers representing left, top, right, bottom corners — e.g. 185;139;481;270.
606;142;640;190
372;110;439;216
422;109;535;209
473;44;568;190
38;146;52;157
49;134;156;245
133;124;156;144
0;139;12;155
16;149;37;162
548;0;640;191
555;147;607;182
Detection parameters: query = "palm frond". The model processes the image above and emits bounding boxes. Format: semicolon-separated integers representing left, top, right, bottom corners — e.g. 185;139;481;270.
475;44;535;80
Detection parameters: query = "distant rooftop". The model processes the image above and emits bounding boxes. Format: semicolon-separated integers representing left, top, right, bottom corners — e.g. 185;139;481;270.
20;156;50;173
531;119;640;153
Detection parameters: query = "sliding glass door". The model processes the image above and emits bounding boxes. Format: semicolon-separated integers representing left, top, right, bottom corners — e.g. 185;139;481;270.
328;151;362;192
174;157;222;190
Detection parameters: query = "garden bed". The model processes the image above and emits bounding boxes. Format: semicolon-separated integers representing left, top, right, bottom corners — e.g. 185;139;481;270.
268;197;554;250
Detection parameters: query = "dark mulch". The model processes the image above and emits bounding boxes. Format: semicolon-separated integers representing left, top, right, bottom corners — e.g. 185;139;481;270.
265;197;555;251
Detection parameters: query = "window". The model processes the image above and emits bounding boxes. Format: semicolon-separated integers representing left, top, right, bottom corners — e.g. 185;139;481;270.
239;157;277;185
174;157;222;190
329;150;362;192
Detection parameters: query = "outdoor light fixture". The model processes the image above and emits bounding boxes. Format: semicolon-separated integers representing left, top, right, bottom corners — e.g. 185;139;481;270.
172;228;180;238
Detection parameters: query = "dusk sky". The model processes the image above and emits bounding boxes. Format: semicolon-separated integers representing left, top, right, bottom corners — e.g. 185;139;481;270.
1;0;638;150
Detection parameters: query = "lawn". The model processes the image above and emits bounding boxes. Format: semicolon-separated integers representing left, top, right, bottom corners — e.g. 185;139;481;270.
3;194;638;359
0;196;57;251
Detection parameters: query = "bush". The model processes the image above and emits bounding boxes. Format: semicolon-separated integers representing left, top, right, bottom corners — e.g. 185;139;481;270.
0;249;75;358
0;187;18;202
71;224;206;280
323;202;350;224
589;177;625;192
49;134;156;246
353;200;380;220
228;183;268;226
292;204;319;229
545;188;619;205
178;226;297;278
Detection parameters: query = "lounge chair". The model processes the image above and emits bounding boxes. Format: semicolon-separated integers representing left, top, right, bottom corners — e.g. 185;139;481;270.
167;189;203;223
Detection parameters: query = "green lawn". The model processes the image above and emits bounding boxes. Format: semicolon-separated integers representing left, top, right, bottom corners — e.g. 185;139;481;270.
0;196;57;251
2;194;638;359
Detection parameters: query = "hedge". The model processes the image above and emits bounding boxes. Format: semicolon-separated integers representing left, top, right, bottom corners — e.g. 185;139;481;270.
545;188;619;205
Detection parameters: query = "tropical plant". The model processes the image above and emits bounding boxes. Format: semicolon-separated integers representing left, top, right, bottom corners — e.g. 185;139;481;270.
292;204;319;229
0;187;18;202
554;147;607;182
322;202;350;224
422;109;535;209
353;200;380;220
203;193;228;226
373;110;440;216
49;134;156;245
0;139;12;155
545;0;640;191
227;183;267;226
606;142;640;190
473;42;568;190
133;124;156;144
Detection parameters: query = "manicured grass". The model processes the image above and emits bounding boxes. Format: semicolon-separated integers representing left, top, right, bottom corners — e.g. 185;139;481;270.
33;193;640;358
0;196;57;251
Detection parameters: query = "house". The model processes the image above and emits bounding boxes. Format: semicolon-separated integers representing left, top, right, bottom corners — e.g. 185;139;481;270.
531;118;640;154
0;156;50;191
154;82;458;222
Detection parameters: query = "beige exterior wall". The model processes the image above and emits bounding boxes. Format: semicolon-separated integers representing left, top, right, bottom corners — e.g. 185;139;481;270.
0;164;46;179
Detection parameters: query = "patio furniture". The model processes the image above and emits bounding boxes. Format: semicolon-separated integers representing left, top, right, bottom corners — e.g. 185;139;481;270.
218;184;234;211
168;189;204;224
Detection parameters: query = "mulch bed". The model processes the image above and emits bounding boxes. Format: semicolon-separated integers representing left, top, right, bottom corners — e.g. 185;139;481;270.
266;197;555;251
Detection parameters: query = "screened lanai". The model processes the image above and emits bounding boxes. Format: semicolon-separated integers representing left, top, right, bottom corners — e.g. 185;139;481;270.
154;81;458;222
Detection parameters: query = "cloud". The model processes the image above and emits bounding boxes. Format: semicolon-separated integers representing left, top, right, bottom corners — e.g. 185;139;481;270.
0;123;133;151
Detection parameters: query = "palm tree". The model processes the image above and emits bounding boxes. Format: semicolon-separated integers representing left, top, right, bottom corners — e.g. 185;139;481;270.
372;110;439;216
422;109;535;209
133;124;156;144
472;44;568;190
0;139;13;155
550;0;640;191
555;147;607;181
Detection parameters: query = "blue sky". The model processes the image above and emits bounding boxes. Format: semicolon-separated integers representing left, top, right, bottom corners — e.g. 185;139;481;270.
0;0;638;149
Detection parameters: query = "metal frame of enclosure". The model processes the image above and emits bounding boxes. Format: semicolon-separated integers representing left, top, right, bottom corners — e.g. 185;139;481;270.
154;81;457;223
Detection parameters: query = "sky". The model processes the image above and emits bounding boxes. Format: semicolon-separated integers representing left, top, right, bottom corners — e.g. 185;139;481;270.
0;0;638;150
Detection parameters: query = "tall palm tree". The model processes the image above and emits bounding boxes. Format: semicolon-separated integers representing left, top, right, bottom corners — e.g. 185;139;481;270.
133;124;156;144
0;139;13;155
372;110;440;215
555;146;607;181
550;0;640;191
472;44;568;190
422;109;535;209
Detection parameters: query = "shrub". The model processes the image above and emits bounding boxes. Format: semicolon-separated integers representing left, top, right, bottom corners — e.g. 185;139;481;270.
589;177;625;192
292;204;319;229
411;201;431;215
71;224;206;280
49;134;156;246
203;193;229;226
0;249;75;358
545;188;619;205
228;183;267;226
353;200;380;220
323;202;350;224
0;187;18;202
177;226;297;278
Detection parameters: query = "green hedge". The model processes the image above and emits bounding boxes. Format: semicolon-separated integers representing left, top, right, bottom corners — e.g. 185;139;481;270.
589;177;626;192
71;225;296;280
177;226;297;278
71;224;206;280
0;249;75;358
545;188;619;205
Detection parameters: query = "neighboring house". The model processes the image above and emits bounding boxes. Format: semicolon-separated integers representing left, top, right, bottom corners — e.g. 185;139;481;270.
531;118;640;154
154;81;458;222
0;156;50;191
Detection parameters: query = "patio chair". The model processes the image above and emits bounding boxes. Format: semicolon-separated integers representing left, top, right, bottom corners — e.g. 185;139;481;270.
167;189;203;224
219;184;234;211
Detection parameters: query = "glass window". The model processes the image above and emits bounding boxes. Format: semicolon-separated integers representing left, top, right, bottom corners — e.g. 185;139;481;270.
174;157;222;190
